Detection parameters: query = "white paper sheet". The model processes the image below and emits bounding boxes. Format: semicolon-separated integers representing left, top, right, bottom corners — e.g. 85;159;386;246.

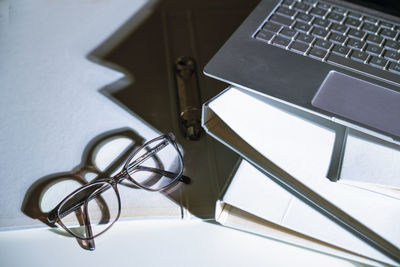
209;87;400;265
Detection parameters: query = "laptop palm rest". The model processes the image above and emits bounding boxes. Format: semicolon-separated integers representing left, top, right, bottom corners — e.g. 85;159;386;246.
311;71;400;138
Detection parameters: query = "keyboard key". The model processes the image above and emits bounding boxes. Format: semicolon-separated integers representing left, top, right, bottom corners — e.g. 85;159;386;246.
289;41;309;53
364;17;378;24
348;29;366;39
255;30;274;42
294;21;311;33
369;56;388;69
328;32;346;44
303;0;318;5
276;6;296;17
282;0;296;7
308;47;327;59
384;50;400;61
366;34;383;45
380;28;396;39
254;2;400;82
313;18;330;29
351;50;369;62
332;44;350;56
388;62;400;74
310;7;327;17
315;38;332;50
280;27;297;38
327;53;400;84
330;23;347;34
263;22;281;33
345;17;361;28
362;23;379;33
272;35;291;47
296;12;313;23
327;53;400;83
365;44;383;56
296;32;314;44
384;39;400;51
317;2;330;10
270;14;294;27
293;2;311;12
311;27;328;38
348;11;362;19
380;21;394;29
347;38;364;50
327;12;344;23
332;7;346;14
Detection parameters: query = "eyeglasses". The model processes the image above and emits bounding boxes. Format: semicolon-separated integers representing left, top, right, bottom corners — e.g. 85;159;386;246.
47;133;190;250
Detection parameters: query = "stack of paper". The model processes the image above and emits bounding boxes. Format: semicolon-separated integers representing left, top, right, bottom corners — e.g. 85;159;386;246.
202;87;400;266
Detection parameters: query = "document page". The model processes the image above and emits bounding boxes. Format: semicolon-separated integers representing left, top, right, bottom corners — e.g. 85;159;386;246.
208;87;400;264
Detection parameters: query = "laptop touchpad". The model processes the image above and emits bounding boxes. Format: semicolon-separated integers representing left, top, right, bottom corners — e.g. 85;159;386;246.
311;71;400;137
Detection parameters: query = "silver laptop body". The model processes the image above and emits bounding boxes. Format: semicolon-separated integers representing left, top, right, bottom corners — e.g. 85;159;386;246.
204;0;400;144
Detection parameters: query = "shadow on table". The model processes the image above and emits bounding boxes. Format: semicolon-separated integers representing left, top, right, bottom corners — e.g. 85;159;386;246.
22;1;261;246
86;0;260;220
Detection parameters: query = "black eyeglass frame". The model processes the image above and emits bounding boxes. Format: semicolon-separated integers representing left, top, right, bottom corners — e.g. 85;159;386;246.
47;133;189;243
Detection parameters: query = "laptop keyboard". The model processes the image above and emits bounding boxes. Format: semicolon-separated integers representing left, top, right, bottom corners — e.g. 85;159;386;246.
254;0;400;80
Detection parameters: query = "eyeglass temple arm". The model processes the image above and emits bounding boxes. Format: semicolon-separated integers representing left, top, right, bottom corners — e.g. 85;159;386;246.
75;205;95;251
134;165;191;184
83;200;95;250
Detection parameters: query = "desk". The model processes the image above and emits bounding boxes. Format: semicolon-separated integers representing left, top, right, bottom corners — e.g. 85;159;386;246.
0;0;360;265
0;219;357;267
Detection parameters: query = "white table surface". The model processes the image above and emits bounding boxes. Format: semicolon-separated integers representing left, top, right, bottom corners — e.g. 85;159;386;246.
0;0;362;266
0;219;358;267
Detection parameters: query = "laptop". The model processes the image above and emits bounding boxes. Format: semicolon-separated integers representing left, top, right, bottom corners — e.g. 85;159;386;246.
204;0;400;144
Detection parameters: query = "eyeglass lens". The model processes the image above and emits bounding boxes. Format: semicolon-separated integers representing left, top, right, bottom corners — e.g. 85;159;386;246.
125;137;183;191
58;181;120;239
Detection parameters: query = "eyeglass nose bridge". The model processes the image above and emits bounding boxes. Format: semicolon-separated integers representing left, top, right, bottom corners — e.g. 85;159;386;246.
112;169;129;183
